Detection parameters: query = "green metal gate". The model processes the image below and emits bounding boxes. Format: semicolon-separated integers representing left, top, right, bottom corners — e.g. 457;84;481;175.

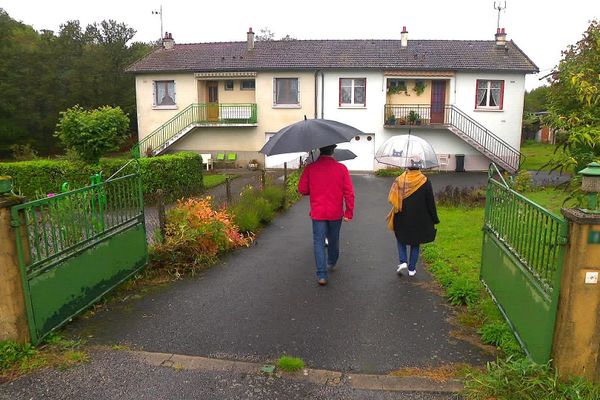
480;164;568;363
11;168;148;344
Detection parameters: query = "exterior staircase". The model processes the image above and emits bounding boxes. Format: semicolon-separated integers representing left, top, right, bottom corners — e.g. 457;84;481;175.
132;103;257;158
384;104;522;173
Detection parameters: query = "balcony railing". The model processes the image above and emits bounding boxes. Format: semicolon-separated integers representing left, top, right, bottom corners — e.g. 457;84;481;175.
384;104;522;172
132;103;257;157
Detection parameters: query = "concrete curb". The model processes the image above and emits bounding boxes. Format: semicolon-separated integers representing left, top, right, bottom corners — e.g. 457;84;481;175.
133;350;463;393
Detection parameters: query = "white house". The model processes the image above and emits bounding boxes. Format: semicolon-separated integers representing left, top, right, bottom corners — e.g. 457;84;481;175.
127;27;537;172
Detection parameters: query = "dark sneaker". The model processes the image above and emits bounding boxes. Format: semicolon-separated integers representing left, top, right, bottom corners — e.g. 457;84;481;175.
318;278;328;286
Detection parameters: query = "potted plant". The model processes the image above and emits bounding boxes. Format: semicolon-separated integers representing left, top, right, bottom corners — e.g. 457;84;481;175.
397;116;407;125
413;80;427;96
407;111;421;125
385;115;396;125
248;159;259;170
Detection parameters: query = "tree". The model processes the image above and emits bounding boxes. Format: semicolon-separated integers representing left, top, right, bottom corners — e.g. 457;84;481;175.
255;27;296;41
524;85;550;113
546;20;600;172
55;105;130;164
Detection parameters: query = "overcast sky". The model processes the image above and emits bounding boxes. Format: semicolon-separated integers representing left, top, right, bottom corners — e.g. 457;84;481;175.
1;0;598;90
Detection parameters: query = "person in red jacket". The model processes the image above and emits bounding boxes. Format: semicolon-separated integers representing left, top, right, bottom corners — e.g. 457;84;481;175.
298;144;355;286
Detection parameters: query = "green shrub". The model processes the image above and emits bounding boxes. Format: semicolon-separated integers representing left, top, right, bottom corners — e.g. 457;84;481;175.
277;356;305;372
286;170;302;205
375;168;404;177
262;185;285;210
232;205;261;233
55;105;130;164
10;144;38;161
511;170;533;192
0;152;203;203
447;275;480;306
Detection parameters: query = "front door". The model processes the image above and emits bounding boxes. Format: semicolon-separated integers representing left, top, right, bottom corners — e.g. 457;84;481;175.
206;81;219;121
430;80;446;124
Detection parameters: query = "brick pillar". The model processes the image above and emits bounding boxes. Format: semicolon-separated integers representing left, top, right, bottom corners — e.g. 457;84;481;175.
552;209;600;382
0;197;30;343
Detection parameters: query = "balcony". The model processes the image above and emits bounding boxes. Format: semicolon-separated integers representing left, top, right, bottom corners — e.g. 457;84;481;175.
192;103;257;127
384;104;444;128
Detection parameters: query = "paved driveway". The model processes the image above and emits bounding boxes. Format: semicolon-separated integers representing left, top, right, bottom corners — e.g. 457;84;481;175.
65;173;491;373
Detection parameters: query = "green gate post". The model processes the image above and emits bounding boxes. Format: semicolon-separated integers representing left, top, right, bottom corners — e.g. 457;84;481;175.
0;195;30;343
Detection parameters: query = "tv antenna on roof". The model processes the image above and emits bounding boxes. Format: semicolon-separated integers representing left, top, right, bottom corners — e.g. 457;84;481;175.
152;5;163;41
493;1;507;30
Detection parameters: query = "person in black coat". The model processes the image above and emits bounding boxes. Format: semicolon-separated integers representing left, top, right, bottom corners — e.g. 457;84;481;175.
386;165;440;277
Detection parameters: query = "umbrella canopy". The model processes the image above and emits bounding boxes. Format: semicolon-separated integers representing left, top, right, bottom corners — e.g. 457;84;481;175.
307;148;357;163
260;118;362;156
375;134;439;169
333;148;357;162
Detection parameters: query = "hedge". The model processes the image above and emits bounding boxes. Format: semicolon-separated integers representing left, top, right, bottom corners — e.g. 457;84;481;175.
0;152;204;203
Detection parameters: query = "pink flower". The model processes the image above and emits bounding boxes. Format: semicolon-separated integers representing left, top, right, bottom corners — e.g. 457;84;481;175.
47;193;55;197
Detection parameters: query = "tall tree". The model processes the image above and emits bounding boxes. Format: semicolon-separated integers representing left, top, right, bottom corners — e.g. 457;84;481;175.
546;19;600;172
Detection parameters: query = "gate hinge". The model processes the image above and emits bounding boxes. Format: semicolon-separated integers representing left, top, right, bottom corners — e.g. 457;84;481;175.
10;219;21;228
558;236;568;245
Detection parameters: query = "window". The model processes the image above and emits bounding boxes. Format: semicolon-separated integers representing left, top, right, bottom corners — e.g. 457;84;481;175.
154;80;176;106
476;80;504;110
241;80;255;90
340;78;366;106
224;80;234;91
387;79;407;94
274;78;299;105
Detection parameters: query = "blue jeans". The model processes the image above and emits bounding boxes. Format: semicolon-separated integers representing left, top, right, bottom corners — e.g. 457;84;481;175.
397;241;420;271
312;219;342;279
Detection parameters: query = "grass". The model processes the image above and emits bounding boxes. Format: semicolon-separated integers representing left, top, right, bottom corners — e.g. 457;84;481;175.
203;173;232;189
520;141;560;171
277;356;305;372
0;333;88;382
427;198;600;398
522;187;571;215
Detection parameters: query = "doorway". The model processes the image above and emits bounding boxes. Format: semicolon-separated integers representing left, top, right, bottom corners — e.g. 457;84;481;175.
430;80;446;124
206;81;219;121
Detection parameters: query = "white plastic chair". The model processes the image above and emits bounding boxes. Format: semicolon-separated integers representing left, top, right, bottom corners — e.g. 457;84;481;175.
200;154;213;171
437;154;450;172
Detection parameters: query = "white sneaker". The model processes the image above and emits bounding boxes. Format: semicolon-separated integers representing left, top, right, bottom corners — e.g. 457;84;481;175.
408;270;416;277
396;263;408;275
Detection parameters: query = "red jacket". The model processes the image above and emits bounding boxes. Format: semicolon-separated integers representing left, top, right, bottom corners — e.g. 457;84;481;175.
298;156;355;220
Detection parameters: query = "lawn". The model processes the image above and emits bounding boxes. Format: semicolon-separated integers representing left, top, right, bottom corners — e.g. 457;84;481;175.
521;187;571;215
520;141;560;171
203;173;232;189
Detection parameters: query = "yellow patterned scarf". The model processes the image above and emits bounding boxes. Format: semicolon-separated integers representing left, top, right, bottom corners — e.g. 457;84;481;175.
386;170;427;231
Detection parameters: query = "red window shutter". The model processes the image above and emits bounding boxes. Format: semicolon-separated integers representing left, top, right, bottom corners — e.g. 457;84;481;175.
499;80;505;110
474;80;481;109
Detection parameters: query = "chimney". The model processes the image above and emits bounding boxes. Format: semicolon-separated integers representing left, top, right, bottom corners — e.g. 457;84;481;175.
401;26;408;48
247;27;255;51
495;27;507;47
163;32;174;50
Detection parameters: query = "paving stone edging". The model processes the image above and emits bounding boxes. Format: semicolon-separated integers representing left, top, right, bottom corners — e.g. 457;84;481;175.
134;350;464;393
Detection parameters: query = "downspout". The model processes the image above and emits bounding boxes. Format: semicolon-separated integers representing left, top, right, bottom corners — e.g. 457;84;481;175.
314;70;325;119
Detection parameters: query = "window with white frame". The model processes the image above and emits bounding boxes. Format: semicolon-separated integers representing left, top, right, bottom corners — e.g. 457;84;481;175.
476;80;504;110
340;78;366;106
154;80;176;106
274;78;299;105
241;79;255;90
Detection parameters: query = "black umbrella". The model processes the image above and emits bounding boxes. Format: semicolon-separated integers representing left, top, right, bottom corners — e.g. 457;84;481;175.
260;117;362;156
333;149;357;162
307;148;357;164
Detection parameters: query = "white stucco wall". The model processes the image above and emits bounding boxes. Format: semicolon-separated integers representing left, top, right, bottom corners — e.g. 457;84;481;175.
135;73;198;141
453;72;525;151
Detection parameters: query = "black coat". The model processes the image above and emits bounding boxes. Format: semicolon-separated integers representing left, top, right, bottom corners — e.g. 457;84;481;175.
393;180;440;245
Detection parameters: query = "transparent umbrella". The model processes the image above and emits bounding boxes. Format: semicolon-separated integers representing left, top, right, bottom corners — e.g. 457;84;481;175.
375;134;439;169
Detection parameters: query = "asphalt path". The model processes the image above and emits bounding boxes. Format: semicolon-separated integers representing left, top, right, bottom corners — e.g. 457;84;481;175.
64;173;492;374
